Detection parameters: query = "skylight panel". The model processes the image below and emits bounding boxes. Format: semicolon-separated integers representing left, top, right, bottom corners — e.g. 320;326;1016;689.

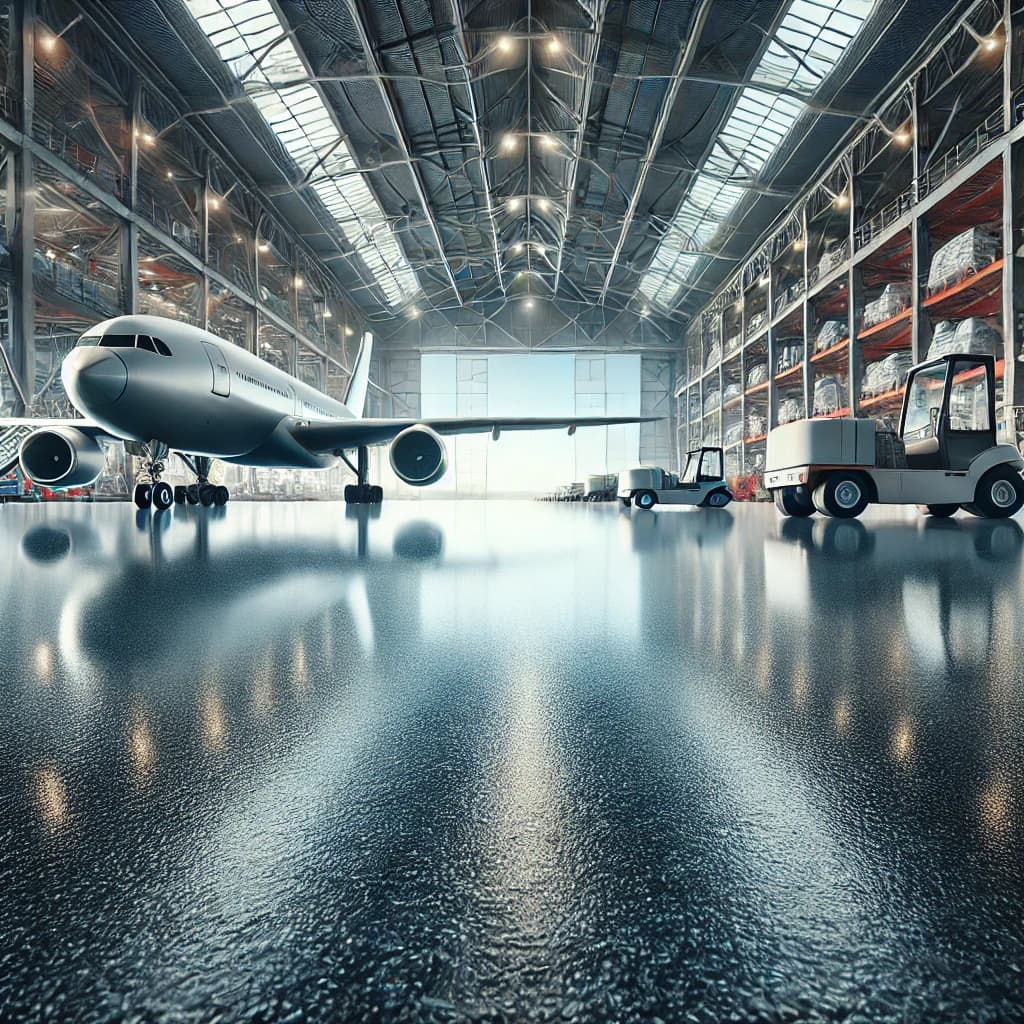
184;0;419;307
639;0;875;309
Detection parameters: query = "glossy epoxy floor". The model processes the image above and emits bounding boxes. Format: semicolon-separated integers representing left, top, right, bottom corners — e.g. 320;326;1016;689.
1;500;1023;1024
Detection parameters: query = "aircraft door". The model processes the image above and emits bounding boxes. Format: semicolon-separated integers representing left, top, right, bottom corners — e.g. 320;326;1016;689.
201;341;231;397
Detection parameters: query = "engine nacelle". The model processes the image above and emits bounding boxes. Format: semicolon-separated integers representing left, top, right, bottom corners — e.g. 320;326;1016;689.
389;424;448;486
19;427;106;488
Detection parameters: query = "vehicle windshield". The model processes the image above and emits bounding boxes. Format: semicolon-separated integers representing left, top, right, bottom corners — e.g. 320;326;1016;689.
680;452;700;483
902;363;947;441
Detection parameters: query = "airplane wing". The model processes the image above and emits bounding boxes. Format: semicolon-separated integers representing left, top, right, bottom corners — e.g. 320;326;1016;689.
0;418;110;475
289;415;661;454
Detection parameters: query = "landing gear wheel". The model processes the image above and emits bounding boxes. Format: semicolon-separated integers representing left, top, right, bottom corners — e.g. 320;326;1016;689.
922;503;958;518
634;490;656;511
151;481;174;511
186;484;200;505
370;485;383;504
133;483;152;510
174;485;188;505
213;485;229;506
812;472;869;519
344;484;358;503
967;466;1024;519
773;485;814;518
703;488;732;508
199;484;216;507
621;497;631;508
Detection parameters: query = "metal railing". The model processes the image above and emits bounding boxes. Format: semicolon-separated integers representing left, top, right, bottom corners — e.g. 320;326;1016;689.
918;108;1005;203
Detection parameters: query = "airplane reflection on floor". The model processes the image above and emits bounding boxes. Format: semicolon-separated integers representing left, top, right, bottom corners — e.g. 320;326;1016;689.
0;501;1022;1022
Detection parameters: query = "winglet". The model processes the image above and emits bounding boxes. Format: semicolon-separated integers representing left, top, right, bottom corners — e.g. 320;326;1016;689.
344;332;373;417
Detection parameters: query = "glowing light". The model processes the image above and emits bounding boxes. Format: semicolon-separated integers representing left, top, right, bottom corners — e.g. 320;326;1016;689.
548;36;562;54
793;238;805;252
502;133;518;152
257;241;270;252
507;196;523;212
294;275;304;289
39;32;56;51
833;191;850;210
640;307;649;318
536;197;551;212
535;244;546;258
983;34;1001;51
409;306;420;319
142;133;155;146
894;128;912;146
166;170;174;179
234;234;242;242
344;326;354;336
524;298;535;310
759;275;769;288
511;243;523;255
44;249;56;261
323;308;332;318
497;35;513;53
539;134;557;150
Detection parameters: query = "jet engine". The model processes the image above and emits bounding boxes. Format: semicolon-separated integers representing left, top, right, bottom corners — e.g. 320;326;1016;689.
19;427;106;488
389;424;448;486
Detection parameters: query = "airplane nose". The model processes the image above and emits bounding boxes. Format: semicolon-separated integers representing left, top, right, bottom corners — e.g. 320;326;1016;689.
62;348;128;409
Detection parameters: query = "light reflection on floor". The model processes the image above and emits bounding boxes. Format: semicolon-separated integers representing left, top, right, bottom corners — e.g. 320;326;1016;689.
0;499;1022;1022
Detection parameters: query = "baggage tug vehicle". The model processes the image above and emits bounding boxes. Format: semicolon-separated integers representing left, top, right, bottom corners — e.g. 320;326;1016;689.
618;446;733;510
764;353;1024;519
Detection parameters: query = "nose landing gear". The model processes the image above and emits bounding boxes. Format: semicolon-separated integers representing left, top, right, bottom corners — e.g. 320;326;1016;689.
130;440;171;510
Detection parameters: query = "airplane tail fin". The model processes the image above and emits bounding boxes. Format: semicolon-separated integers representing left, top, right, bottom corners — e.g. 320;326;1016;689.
344;332;373;417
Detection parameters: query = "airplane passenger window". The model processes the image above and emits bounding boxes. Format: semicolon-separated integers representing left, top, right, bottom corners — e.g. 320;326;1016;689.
98;334;136;348
152;338;172;357
136;335;156;353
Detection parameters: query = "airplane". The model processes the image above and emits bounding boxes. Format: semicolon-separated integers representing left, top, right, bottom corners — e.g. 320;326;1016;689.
1;314;659;511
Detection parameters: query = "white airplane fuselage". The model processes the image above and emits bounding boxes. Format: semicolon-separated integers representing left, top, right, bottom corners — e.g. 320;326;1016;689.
61;315;355;469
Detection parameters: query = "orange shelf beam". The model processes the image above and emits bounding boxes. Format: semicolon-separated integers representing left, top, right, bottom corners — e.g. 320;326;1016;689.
774;364;803;384
858;306;912;342
745;380;769;396
859;387;904;409
744;433;768;444
811;337;850;363
922;258;1003;319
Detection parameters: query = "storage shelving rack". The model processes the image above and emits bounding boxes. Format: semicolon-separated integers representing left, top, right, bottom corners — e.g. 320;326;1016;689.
676;0;1024;498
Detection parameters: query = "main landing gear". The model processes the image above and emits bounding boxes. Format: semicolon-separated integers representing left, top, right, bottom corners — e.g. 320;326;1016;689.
342;446;382;504
177;455;230;508
131;445;229;510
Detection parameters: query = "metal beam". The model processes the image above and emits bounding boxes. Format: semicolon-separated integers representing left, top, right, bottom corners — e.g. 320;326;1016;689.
598;0;716;303
343;0;462;303
553;0;609;298
448;0;506;295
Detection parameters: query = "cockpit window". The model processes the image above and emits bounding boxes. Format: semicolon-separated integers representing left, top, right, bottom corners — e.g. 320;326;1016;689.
152;337;171;357
98;334;136;348
77;334;101;347
136;335;156;353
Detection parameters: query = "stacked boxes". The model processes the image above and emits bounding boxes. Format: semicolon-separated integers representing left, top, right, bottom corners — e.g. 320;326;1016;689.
926;317;1002;360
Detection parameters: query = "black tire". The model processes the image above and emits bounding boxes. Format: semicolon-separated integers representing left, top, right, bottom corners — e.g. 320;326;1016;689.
213;485;229;506
199;484;216;507
133;483;152;510
773;485;814;518
186;484;199;505
812;472;870;519
634;490;657;511
621;496;631;508
370;485;383;503
923;503;958;518
173;485;188;505
344;484;358;503
703;488;732;508
151;481;174;511
968;466;1024;519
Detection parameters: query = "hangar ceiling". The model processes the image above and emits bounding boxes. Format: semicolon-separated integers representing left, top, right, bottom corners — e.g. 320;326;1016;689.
80;0;974;342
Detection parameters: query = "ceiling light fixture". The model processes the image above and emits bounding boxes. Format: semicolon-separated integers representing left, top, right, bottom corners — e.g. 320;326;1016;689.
294;275;304;289
344;326;354;336
535;244;546;258
507;196;523;212
497;35;513;53
511;243;523;255
524;298;534;310
257;241;270;252
502;133;518;151
536;198;550;212
39;33;56;51
548;36;562;53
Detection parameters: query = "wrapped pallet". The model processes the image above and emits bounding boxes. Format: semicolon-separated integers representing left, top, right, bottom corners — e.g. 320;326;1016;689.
863;283;911;328
746;411;767;438
813;375;848;416
815;320;846;352
926;227;1000;294
703;389;721;414
724;420;743;447
723;382;742;402
705;341;722;371
746;362;768;388
862;350;913;396
778;397;804;425
776;343;803;373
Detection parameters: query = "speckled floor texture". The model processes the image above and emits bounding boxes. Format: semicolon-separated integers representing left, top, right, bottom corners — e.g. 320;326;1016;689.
1;499;1022;1024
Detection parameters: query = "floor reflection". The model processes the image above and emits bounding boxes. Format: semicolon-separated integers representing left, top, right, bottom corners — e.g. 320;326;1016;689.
0;501;1022;1022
